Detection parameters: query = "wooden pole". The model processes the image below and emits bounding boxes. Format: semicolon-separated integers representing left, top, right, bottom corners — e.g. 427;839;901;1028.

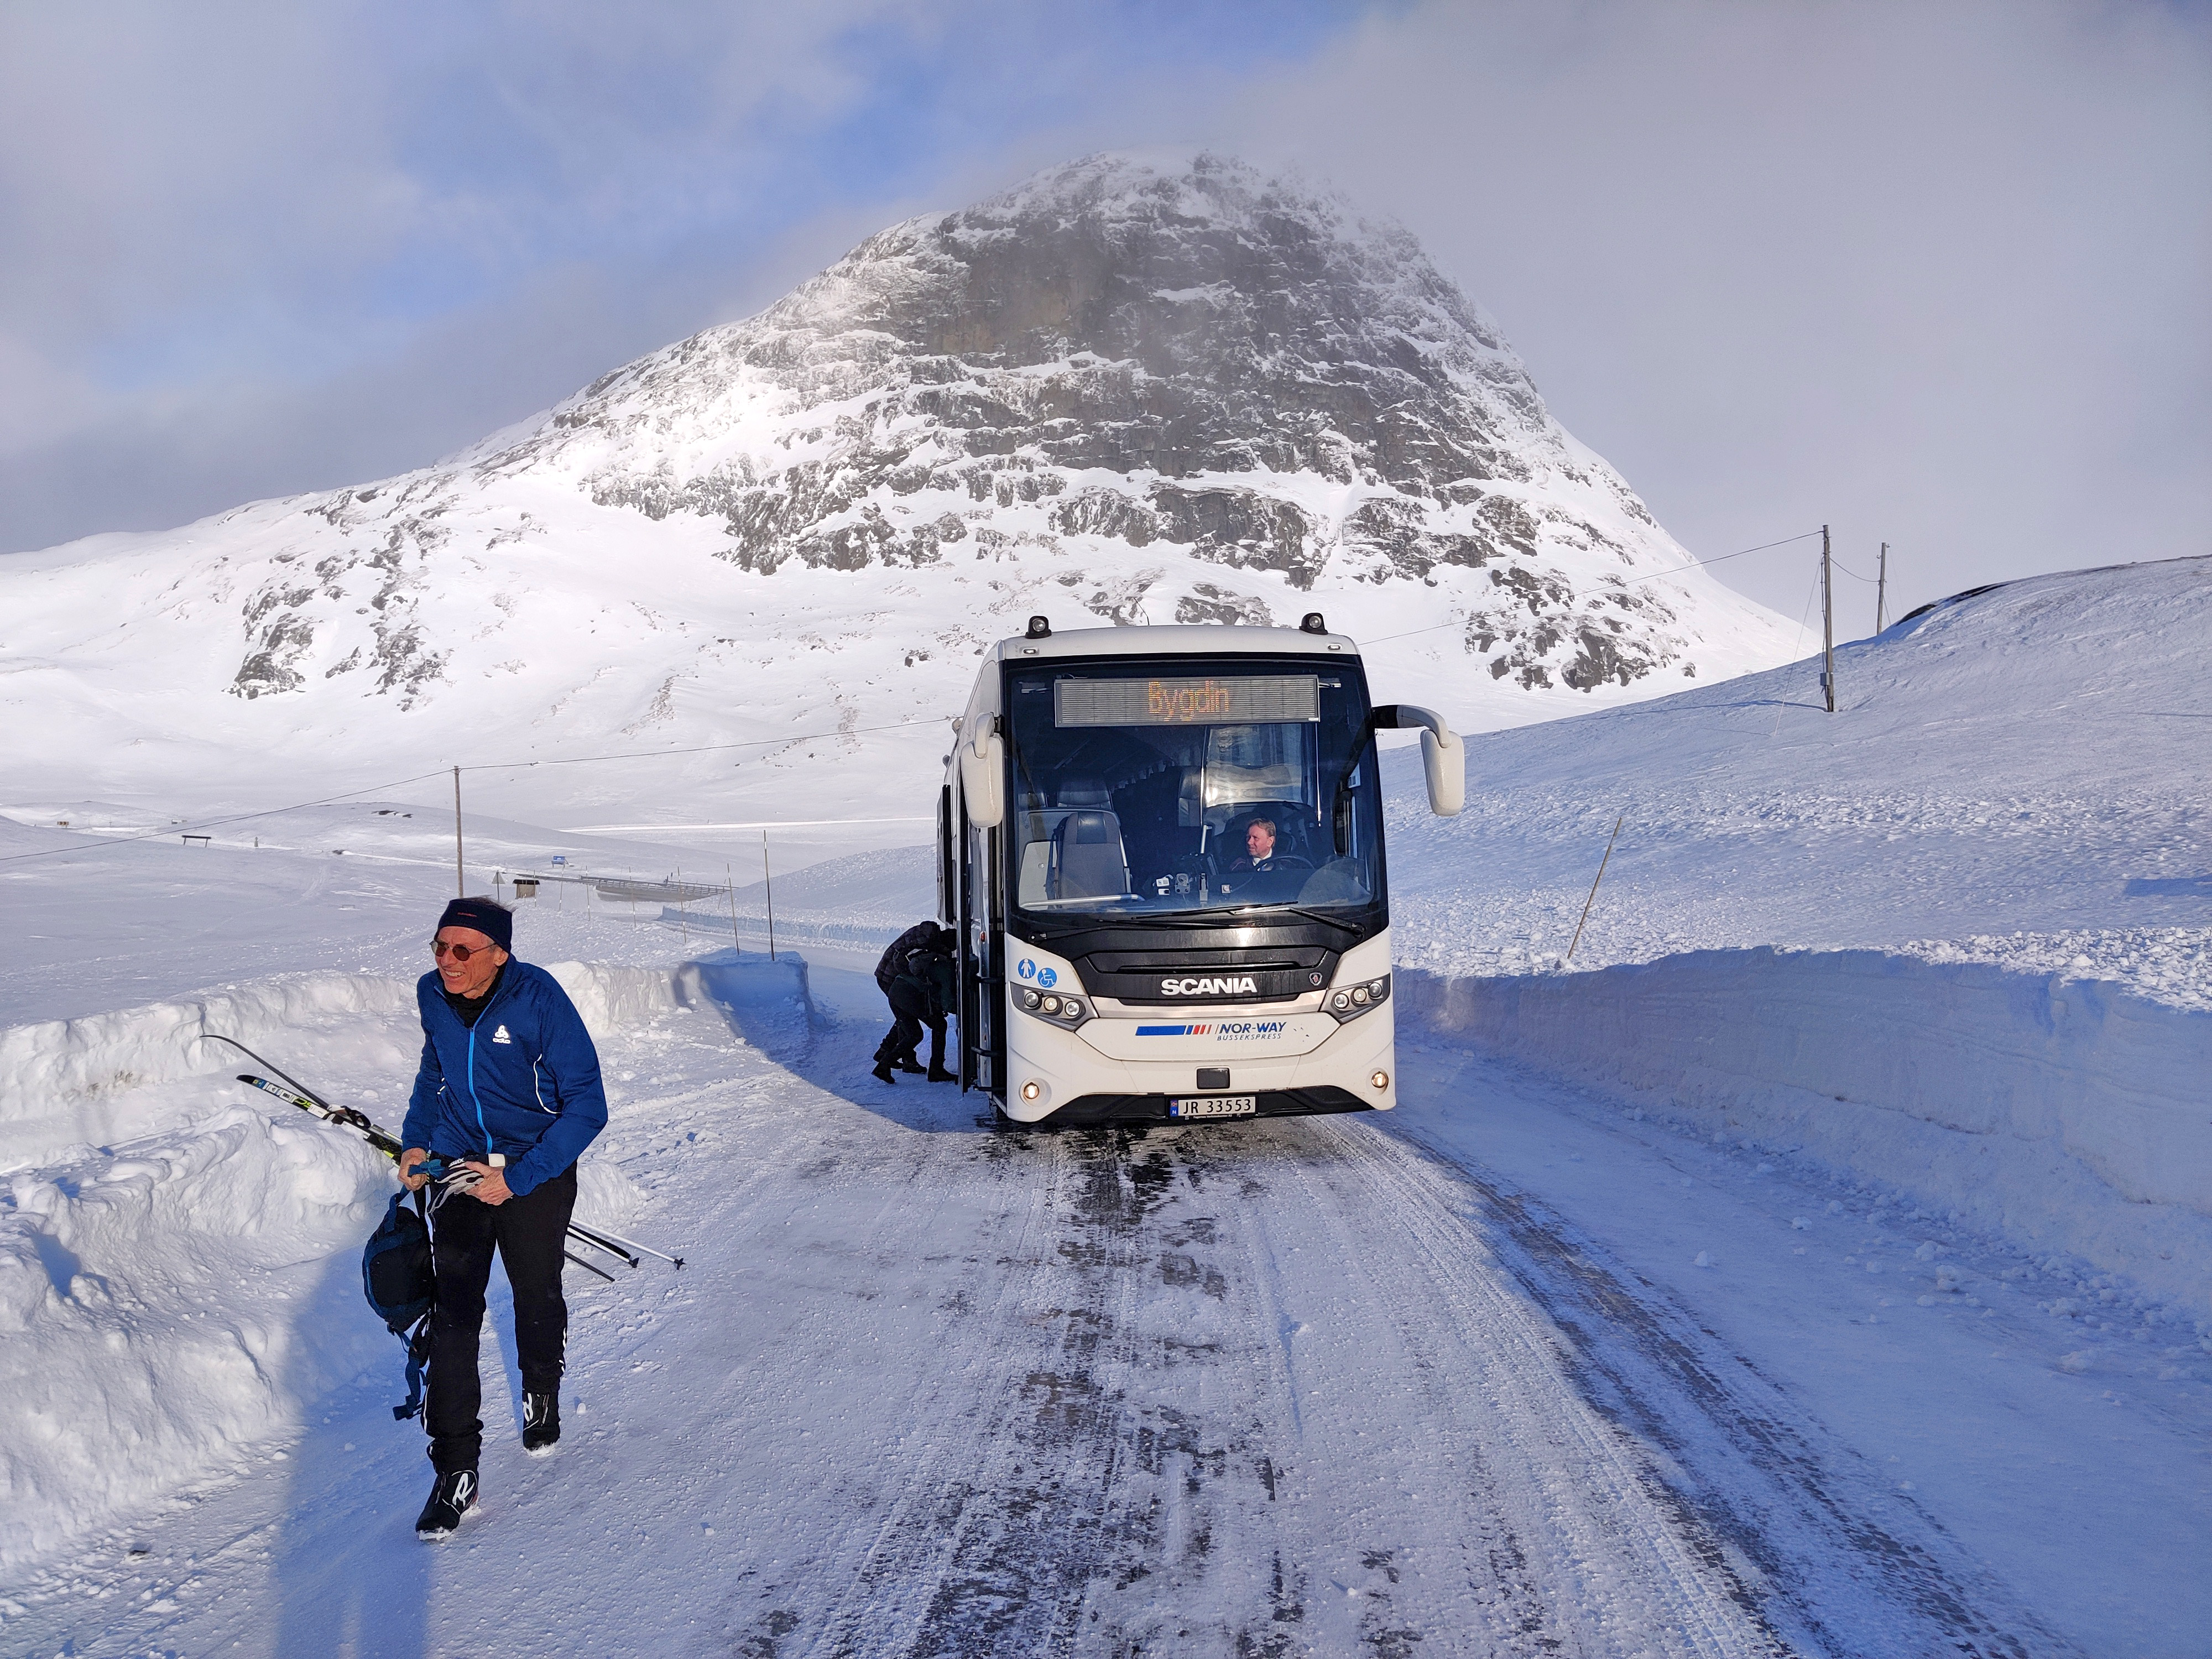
452;766;465;895
762;831;778;962
1876;541;1888;633
1821;525;1836;713
1566;815;1624;965
726;864;741;952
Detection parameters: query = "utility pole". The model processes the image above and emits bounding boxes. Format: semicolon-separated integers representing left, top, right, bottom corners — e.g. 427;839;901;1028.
1820;525;1837;713
761;831;778;962
1876;541;1888;634
452;765;466;895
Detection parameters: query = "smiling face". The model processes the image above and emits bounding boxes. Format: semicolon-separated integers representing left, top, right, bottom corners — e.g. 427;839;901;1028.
434;926;508;998
1245;820;1276;862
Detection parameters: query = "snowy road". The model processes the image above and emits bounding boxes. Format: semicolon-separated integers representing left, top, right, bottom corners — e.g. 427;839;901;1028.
5;959;2130;1659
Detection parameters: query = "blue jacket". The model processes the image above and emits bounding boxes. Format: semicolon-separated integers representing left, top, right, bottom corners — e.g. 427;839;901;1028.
401;961;608;1198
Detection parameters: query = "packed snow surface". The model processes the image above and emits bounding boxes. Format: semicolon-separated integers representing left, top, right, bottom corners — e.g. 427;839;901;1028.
1;558;2205;1653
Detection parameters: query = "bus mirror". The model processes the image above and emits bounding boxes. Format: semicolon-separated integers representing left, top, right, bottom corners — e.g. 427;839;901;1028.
1387;704;1464;817
961;727;1005;827
1421;726;1464;817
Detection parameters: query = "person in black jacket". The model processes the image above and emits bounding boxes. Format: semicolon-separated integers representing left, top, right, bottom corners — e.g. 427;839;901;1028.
872;920;956;1084
399;896;608;1541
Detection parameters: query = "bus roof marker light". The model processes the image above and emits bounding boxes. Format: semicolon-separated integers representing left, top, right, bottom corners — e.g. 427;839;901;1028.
1300;612;1328;635
1026;615;1052;639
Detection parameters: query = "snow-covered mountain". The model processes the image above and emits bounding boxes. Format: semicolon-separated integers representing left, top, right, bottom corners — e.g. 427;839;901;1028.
0;152;1798;827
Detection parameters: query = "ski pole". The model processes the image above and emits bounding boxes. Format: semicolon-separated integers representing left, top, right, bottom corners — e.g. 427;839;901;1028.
565;1219;684;1270
564;1249;615;1283
565;1229;639;1270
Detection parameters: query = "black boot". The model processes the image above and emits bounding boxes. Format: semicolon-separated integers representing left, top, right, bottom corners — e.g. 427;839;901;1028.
415;1469;478;1540
872;1060;896;1084
896;1055;927;1075
521;1390;560;1455
927;1065;956;1082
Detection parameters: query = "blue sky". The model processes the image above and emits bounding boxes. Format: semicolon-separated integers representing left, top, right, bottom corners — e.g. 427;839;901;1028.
2;1;2206;619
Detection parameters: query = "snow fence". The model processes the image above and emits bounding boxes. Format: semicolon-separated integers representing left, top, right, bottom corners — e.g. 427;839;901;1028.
0;953;811;1575
1401;949;2212;1321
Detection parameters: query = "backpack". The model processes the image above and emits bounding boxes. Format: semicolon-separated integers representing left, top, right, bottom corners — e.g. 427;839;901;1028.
362;1189;436;1420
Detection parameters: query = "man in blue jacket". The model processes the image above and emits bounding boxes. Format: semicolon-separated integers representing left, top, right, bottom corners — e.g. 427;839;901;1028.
399;896;608;1540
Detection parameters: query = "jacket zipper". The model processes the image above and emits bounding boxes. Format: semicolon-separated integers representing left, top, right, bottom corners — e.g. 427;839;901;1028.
462;973;512;1161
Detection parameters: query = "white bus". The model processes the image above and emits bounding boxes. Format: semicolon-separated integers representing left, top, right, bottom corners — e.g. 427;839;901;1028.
938;612;1463;1127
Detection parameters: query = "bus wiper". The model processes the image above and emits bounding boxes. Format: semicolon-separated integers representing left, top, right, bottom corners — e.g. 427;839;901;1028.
1248;904;1363;933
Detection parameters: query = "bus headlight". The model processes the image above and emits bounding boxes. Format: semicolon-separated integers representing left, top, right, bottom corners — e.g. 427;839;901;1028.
1014;984;1091;1030
1370;1070;1390;1091
1020;1079;1044;1102
1326;974;1390;1023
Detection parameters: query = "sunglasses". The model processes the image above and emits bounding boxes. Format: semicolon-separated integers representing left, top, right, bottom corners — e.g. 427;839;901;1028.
432;940;497;962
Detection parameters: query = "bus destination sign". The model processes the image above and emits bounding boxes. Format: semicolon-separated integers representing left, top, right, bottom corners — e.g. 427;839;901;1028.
1055;675;1320;728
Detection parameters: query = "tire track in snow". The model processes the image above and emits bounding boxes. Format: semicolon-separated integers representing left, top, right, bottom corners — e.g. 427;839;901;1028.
1385;1106;2085;1658
1244;1115;1786;1657
742;1066;1788;1658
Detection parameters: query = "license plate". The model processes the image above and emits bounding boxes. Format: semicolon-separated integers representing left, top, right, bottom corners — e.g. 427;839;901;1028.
1169;1095;1257;1119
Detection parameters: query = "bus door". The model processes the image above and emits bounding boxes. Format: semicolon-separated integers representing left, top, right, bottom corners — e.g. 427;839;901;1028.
957;815;1006;1098
954;792;1007;1097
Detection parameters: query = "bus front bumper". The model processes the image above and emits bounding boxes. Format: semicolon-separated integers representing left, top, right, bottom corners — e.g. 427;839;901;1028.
999;998;1396;1125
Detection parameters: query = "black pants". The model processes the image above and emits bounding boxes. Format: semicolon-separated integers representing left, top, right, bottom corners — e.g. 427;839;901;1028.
874;977;945;1070
425;1164;576;1473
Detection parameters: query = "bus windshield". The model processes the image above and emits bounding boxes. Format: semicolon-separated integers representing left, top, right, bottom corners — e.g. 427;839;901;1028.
1003;659;1385;922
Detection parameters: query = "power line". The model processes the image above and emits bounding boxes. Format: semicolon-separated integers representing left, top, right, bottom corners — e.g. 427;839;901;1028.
1362;529;1825;648
458;717;947;773
1;715;957;868
0;770;451;867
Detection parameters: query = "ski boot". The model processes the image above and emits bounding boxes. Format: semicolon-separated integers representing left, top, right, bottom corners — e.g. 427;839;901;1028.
522;1391;561;1455
416;1469;478;1540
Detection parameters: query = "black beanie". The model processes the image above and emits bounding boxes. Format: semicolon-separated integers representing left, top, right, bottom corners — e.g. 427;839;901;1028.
437;896;513;952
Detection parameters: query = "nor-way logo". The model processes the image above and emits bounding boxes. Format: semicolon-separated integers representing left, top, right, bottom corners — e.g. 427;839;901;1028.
1159;975;1259;997
1136;1020;1292;1042
1015;958;1057;988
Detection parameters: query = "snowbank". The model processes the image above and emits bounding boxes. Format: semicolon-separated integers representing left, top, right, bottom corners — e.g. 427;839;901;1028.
0;974;416;1173
0;955;779;1574
1402;949;2212;1321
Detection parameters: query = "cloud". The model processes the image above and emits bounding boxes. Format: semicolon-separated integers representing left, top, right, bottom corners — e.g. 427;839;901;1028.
0;0;1358;551
1207;0;2212;618
4;0;2204;628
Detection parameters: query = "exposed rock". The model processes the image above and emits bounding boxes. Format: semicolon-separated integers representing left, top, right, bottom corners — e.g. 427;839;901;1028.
197;152;1788;712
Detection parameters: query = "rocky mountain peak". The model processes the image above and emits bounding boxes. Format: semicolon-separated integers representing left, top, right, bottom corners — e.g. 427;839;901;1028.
0;154;1797;828
502;151;1590;608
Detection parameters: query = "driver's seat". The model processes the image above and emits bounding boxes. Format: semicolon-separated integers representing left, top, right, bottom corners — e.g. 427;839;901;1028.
1050;808;1129;900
